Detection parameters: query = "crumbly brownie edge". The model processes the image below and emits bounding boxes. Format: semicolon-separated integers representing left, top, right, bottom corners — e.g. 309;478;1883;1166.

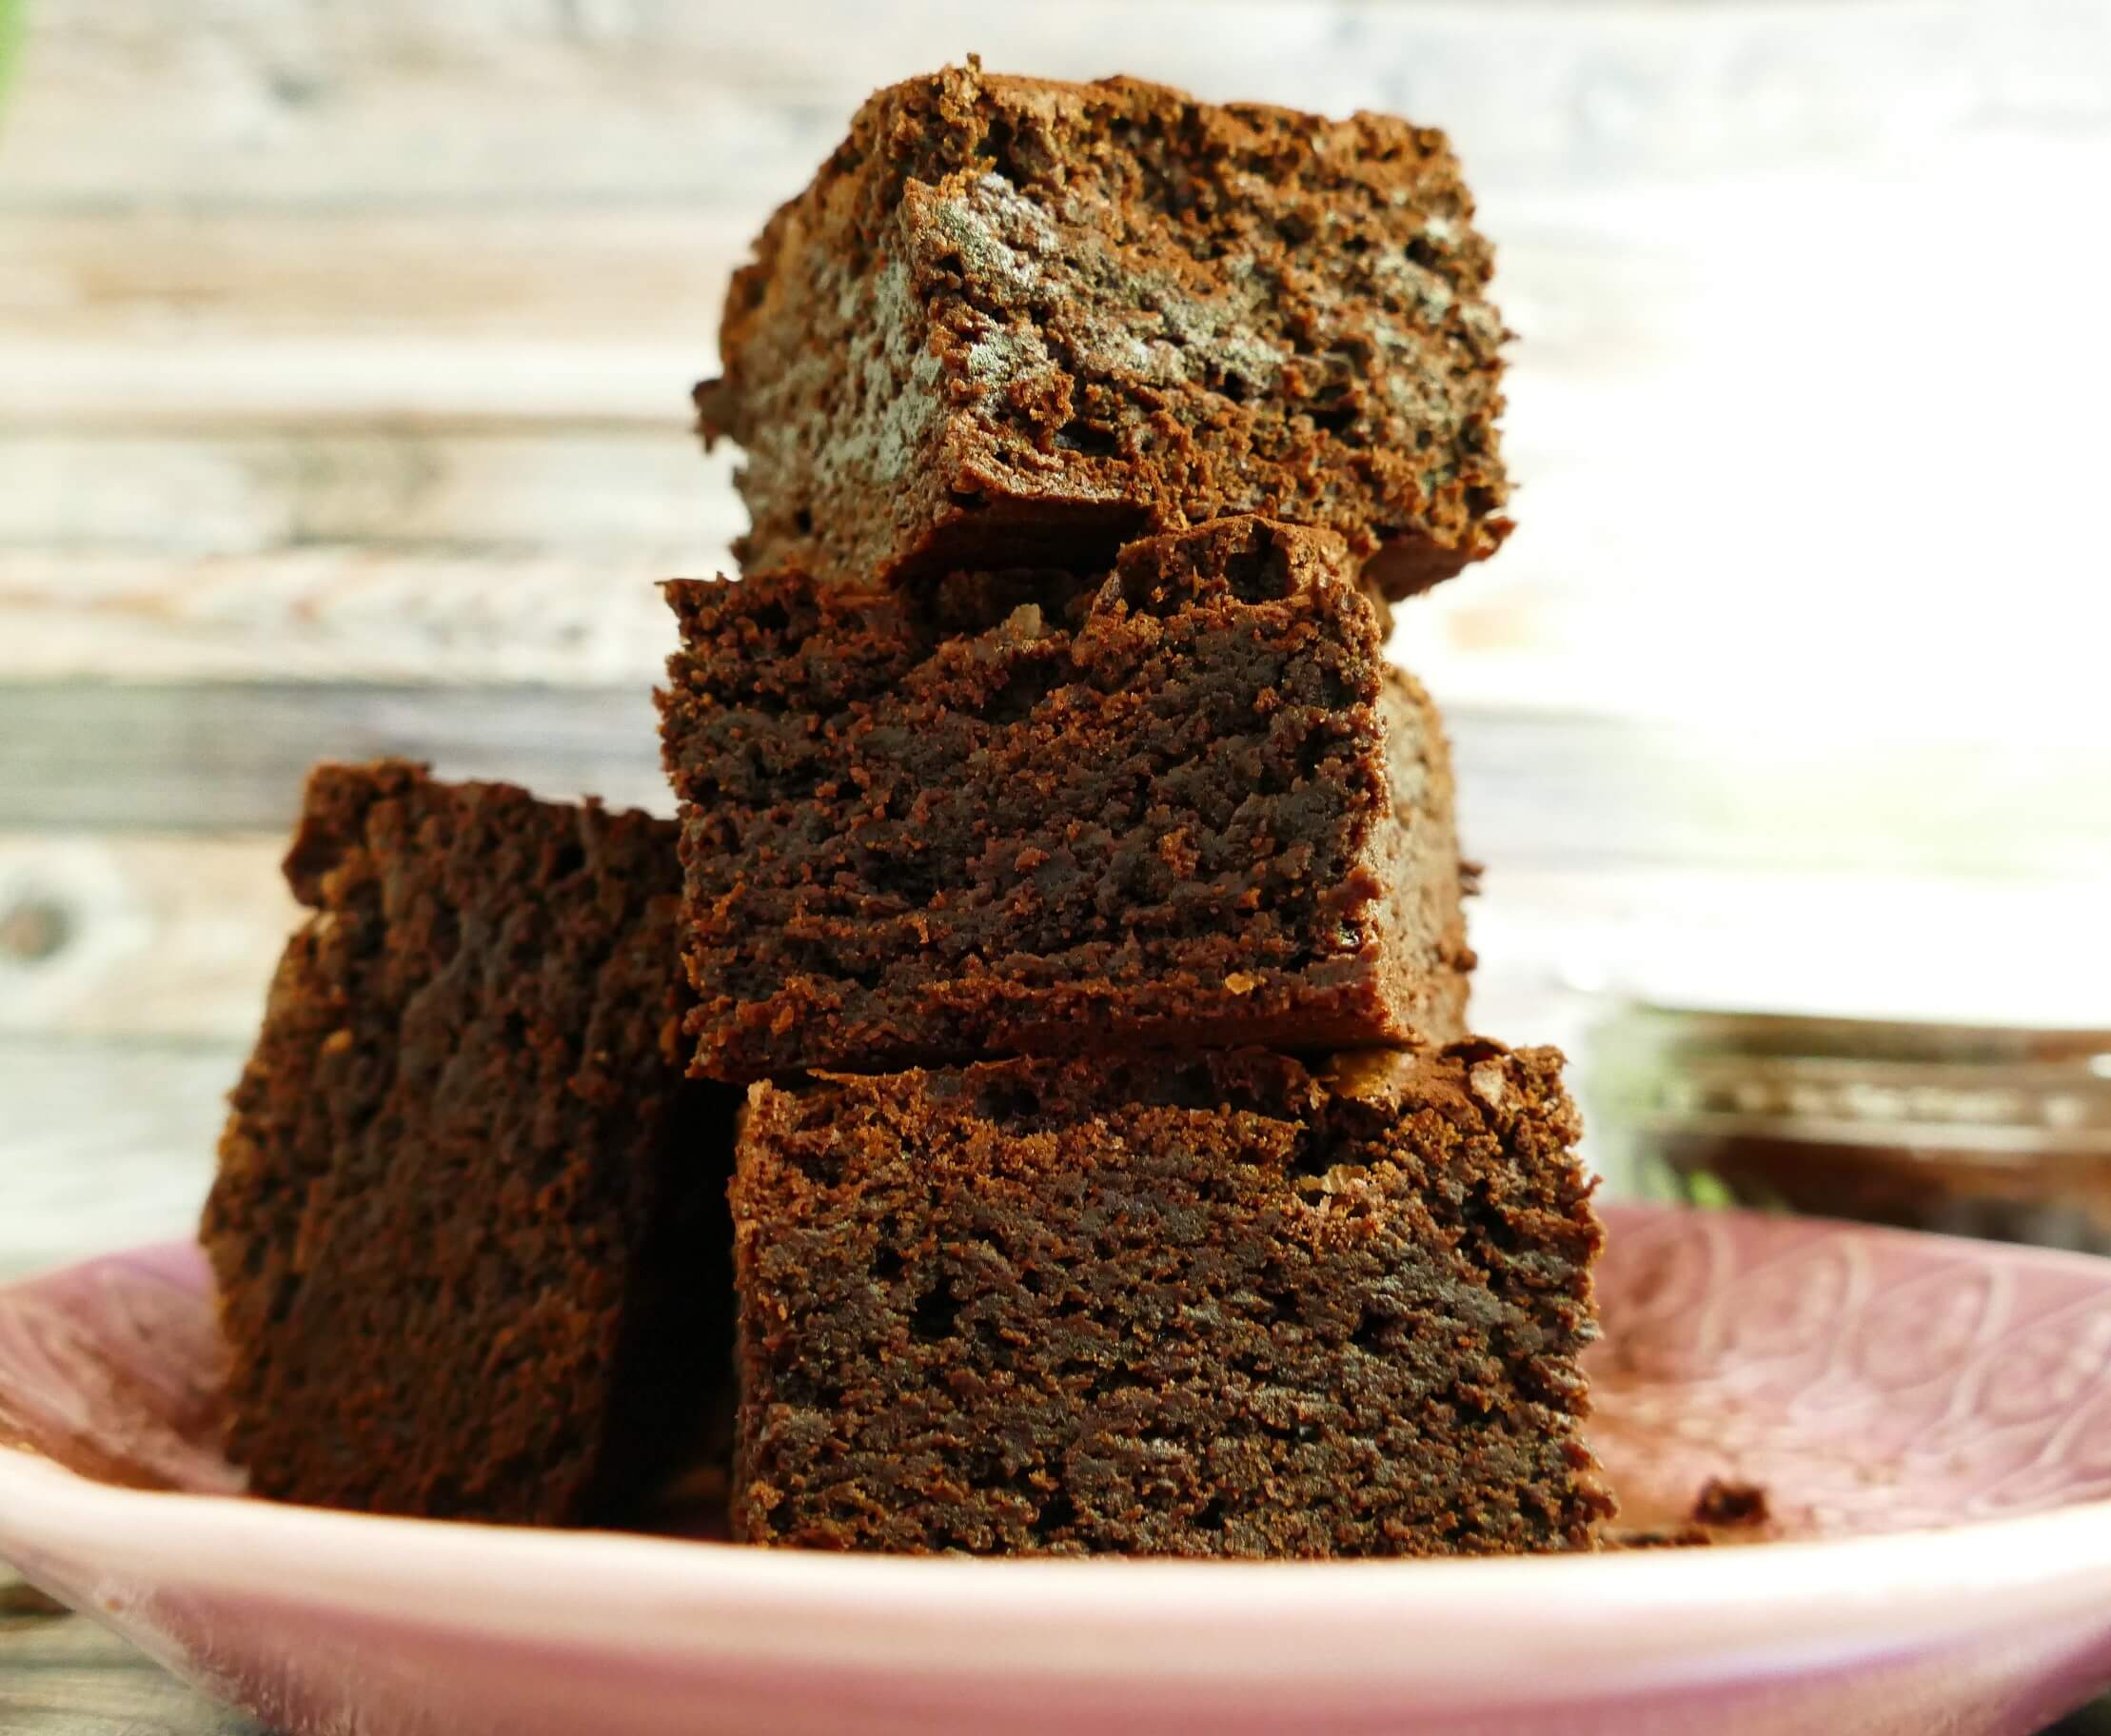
203;760;732;1526
659;522;1469;1079
1362;665;1474;1046
701;64;1510;599
730;1045;1612;1555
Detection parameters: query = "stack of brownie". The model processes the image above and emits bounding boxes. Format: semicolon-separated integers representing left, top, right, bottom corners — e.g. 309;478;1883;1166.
203;64;1614;1557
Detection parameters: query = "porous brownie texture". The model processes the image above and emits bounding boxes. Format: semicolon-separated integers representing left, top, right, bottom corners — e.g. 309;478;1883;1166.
699;62;1510;601
659;517;1472;1082
731;1043;1613;1555
202;760;734;1526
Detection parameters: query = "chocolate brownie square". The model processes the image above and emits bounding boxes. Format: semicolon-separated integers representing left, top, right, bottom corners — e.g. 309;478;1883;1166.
659;517;1472;1082
202;760;734;1526
700;62;1510;600
730;1043;1613;1555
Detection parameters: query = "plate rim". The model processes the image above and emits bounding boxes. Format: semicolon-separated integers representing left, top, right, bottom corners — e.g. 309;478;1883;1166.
9;1447;2111;1694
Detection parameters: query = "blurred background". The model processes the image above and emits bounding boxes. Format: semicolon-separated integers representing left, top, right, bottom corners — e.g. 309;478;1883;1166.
3;0;2111;1288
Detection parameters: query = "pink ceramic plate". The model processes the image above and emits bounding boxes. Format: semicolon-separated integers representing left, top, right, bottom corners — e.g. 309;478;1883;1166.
6;1203;2111;1736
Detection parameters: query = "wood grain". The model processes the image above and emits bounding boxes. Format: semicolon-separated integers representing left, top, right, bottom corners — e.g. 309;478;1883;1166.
7;194;2109;727
0;431;740;553
2;5;2104;732
7;827;2105;1049
0;548;706;683
8;682;2109;875
0;208;737;426
0;210;744;343
0;1608;269;1736
0;834;291;1039
0;682;669;828
0;202;1716;434
5;0;2103;209
0;1039;227;1283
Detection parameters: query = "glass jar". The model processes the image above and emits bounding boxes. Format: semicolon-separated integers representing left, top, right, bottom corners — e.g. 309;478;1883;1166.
1588;1007;2111;1253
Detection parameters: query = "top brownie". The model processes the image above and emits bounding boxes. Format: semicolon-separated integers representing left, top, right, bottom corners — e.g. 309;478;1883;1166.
700;63;1510;600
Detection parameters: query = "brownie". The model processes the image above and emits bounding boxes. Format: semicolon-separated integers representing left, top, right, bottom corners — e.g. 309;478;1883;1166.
730;1042;1613;1555
1690;1478;1770;1529
700;62;1510;601
201;760;735;1526
659;517;1473;1082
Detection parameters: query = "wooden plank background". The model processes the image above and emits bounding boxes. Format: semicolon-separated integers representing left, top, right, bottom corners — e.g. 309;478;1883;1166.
1;6;2109;1725
5;0;2111;1292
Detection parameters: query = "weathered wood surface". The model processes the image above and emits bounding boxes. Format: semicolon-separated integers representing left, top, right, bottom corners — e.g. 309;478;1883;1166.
0;836;291;1041
0;432;740;552
3;3;2108;725
5;0;2104;207
6;685;2108;878
0;1601;269;1736
10;831;2105;1051
0;1039;229;1282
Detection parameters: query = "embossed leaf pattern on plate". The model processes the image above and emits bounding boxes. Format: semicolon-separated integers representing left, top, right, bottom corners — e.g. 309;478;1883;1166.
1588;1208;2111;1534
8;1208;2111;1539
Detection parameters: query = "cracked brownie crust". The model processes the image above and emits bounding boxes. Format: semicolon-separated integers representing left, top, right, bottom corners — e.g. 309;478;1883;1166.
700;62;1511;600
202;760;733;1526
659;518;1472;1082
731;1042;1613;1555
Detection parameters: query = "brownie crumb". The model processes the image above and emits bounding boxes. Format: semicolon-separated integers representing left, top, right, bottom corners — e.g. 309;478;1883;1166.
1608;1525;1716;1550
1690;1478;1771;1529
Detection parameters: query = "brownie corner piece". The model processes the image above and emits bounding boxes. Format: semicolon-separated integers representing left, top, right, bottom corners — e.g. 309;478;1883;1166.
728;1044;1613;1556
658;516;1471;1080
702;62;1510;598
202;760;734;1526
